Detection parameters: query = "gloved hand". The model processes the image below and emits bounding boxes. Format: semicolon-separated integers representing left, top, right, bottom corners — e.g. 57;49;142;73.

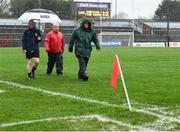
68;48;73;53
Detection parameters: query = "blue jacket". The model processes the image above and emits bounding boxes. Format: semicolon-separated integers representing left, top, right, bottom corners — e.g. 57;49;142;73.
22;28;42;52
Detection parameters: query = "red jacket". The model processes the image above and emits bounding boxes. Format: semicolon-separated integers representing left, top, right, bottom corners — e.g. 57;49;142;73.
45;31;64;53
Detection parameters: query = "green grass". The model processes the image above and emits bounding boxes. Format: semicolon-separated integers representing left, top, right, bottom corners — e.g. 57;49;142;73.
0;47;180;131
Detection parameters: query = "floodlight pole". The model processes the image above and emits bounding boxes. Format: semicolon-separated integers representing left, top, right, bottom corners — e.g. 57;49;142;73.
110;0;112;19
151;19;154;35
167;1;170;47
131;0;135;47
115;0;117;19
98;0;103;45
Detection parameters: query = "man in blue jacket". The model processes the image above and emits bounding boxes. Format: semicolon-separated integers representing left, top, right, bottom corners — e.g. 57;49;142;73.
22;19;42;80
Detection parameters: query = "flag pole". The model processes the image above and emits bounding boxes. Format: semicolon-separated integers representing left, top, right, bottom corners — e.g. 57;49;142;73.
115;55;132;111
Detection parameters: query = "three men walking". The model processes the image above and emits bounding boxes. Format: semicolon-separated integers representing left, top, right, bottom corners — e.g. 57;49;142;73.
22;17;100;81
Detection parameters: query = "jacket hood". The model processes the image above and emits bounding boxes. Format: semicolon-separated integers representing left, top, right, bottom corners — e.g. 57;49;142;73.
79;17;95;31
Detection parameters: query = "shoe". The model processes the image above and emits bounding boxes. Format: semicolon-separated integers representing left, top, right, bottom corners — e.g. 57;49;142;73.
32;68;36;79
83;76;88;81
47;72;52;75
57;74;62;77
28;76;32;80
28;73;32;80
78;75;82;80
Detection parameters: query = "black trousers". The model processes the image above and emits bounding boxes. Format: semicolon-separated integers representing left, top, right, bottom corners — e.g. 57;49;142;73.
47;52;63;75
77;56;89;78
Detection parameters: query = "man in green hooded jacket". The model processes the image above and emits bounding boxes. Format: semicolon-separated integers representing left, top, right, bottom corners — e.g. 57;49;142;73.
69;17;100;81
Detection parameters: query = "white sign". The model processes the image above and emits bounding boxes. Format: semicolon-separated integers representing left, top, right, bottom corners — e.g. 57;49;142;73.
133;42;165;47
169;42;180;47
74;0;111;3
100;41;121;46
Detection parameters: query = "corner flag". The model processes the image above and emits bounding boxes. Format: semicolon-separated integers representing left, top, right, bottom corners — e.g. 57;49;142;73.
111;55;132;111
111;55;121;89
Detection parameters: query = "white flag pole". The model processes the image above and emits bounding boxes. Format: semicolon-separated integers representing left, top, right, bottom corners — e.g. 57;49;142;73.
115;55;132;111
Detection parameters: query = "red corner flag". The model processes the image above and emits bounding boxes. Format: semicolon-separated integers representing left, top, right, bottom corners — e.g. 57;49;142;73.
110;55;132;111
111;55;121;89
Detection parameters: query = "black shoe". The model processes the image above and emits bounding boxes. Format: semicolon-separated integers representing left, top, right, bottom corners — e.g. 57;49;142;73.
47;71;52;75
28;76;32;80
78;75;82;80
28;73;32;80
32;68;36;79
57;74;62;77
83;76;88;81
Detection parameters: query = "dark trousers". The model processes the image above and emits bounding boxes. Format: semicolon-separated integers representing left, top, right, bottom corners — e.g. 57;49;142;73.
77;56;89;78
47;52;63;75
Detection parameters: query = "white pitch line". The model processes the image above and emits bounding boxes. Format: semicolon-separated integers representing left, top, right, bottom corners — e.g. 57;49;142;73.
0;90;5;93
0;80;124;108
135;109;180;123
0;80;180;126
0;114;152;130
132;101;180;114
132;102;180;121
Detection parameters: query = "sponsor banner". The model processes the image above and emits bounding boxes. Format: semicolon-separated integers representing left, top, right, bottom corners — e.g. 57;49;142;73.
100;41;121;46
169;42;180;47
133;42;165;47
74;0;111;3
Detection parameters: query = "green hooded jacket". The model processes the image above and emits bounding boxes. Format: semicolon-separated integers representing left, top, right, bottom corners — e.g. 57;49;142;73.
69;18;100;57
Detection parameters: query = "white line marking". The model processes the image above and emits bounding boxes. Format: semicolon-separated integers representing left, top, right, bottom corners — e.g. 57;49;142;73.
144;117;179;131
131;102;180;130
0;90;5;93
0;114;152;130
0;80;178;119
0;80;180;130
135;109;180;123
132;102;180;120
0;80;124;108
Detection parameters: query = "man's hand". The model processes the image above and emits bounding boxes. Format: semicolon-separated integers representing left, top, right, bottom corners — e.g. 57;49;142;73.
23;50;27;53
38;36;41;41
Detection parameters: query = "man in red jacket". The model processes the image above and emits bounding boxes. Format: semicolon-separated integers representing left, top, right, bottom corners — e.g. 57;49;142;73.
45;23;64;76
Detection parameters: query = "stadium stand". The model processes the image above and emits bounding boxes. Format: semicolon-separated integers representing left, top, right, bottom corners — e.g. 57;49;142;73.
0;19;133;47
1;18;180;47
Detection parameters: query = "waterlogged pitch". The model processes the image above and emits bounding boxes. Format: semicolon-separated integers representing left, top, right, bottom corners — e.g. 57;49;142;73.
0;47;179;131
